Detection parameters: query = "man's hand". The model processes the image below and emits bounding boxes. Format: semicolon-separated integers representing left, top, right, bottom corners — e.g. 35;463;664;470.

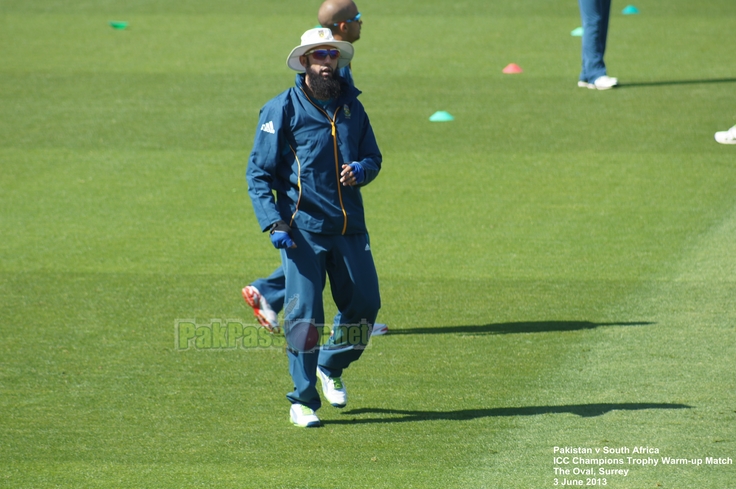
269;221;297;249
340;162;365;186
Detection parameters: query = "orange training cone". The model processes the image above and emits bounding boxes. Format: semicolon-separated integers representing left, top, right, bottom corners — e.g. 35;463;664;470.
502;63;523;74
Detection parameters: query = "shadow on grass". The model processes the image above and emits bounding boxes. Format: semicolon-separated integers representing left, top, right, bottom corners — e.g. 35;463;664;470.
618;77;736;88
389;321;654;336
327;403;692;425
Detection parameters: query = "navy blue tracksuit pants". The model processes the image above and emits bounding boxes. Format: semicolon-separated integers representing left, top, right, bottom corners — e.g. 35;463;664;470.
578;0;612;83
251;266;286;313
280;228;380;411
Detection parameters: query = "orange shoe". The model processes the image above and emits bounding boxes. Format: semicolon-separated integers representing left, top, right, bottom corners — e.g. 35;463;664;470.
242;285;279;333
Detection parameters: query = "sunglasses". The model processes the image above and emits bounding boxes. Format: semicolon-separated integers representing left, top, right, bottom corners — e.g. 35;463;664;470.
333;12;361;26
305;49;341;60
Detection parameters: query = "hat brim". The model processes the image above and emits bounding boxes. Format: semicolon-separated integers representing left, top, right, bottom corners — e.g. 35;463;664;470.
286;40;354;72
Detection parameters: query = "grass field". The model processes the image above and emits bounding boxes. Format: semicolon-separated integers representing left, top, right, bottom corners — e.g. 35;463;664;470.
1;1;735;488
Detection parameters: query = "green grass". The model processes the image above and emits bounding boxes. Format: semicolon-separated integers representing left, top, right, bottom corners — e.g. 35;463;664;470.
1;1;735;488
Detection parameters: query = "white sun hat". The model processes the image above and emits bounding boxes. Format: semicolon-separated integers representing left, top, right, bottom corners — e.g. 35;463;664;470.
286;28;354;72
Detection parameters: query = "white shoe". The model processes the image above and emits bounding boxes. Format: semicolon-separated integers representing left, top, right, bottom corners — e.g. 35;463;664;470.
317;367;347;408
372;323;388;336
715;125;736;144
592;75;618;90
578;76;618;90
242;285;279;333
290;404;321;428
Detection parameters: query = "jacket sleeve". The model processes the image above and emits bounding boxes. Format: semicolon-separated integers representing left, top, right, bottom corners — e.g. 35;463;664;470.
355;110;382;186
246;100;287;232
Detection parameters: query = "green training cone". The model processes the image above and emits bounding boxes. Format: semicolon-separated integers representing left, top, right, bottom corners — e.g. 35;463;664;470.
622;5;639;14
429;111;454;122
109;21;129;29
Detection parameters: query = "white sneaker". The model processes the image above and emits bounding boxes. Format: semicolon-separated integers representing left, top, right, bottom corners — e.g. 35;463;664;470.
290;404;321;428
715;125;736;144
242;285;279;333
592;75;618;90
578;76;618;90
372;323;388;336
316;367;347;408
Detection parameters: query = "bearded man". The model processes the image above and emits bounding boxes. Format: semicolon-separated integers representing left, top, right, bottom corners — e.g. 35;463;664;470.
246;28;382;428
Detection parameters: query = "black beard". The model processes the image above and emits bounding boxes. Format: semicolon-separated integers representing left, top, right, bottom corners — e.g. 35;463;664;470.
306;69;342;100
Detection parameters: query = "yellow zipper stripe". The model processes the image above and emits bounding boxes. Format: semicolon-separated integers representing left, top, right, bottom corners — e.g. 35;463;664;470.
331;106;348;235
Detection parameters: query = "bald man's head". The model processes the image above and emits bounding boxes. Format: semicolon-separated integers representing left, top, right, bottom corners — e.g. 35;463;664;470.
318;0;361;43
